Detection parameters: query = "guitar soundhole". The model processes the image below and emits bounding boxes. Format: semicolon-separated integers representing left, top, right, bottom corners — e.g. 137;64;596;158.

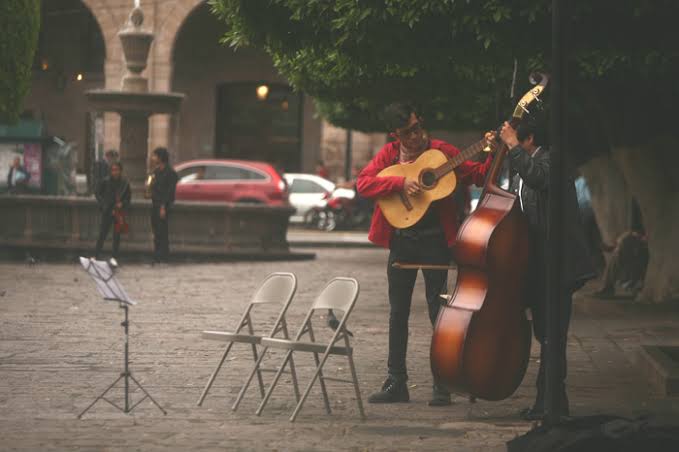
421;170;437;189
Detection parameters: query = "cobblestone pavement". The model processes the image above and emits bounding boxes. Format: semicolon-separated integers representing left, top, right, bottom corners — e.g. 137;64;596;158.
1;248;679;451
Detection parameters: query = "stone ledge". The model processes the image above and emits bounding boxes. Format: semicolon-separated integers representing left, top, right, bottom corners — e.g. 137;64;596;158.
0;195;311;262
638;345;679;396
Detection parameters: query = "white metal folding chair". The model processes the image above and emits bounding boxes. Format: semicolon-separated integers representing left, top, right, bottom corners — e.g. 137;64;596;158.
197;272;300;407
253;277;364;422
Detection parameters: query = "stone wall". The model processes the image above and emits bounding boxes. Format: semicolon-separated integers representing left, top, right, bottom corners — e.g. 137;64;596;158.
0;195;303;260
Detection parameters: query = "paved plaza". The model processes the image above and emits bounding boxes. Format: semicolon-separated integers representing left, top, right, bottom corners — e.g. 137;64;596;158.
1;248;679;451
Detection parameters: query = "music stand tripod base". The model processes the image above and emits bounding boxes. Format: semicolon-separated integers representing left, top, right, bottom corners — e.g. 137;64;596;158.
77;257;166;418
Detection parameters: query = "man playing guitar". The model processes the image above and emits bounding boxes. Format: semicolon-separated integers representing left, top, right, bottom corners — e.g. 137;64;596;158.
357;103;493;406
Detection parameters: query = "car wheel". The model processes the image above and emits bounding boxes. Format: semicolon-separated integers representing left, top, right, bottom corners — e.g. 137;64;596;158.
320;211;337;232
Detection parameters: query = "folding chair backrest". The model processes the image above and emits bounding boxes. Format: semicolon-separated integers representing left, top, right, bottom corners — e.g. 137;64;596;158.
311;277;359;314
250;272;297;306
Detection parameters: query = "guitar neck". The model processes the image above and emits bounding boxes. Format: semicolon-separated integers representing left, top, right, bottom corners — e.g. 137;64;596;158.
436;138;493;177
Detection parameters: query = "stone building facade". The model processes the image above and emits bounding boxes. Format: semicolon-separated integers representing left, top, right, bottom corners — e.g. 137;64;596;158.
20;0;386;182
22;0;486;183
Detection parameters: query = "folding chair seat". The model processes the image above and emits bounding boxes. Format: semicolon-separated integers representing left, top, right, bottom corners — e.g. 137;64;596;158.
196;272;300;407
252;277;365;422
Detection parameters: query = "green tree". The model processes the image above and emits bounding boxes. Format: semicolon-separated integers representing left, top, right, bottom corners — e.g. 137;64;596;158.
213;0;679;302
0;0;41;124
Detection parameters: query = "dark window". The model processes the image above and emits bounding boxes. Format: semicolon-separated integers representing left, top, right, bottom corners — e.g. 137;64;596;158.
290;179;326;194
205;165;267;181
215;82;302;172
178;166;207;183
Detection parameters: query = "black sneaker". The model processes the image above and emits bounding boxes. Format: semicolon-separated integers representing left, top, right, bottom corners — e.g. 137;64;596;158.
428;384;451;406
368;376;409;403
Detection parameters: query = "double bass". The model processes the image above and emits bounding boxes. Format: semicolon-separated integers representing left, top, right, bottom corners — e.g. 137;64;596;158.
430;73;549;401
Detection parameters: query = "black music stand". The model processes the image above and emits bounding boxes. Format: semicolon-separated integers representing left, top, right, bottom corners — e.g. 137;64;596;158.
77;257;166;418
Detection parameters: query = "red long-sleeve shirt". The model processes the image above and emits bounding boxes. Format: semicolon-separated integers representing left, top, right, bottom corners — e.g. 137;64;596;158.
357;139;492;248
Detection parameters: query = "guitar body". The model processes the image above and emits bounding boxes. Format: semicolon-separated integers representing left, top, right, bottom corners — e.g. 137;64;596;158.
376;149;457;229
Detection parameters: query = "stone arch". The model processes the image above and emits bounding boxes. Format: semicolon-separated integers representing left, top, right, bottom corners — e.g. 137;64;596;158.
79;0;123;63
154;0;207;66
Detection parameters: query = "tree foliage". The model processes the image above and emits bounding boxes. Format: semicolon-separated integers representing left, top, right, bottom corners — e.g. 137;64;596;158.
211;0;679;153
0;0;41;124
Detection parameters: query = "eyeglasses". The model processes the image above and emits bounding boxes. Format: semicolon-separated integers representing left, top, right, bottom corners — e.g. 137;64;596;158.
396;121;423;139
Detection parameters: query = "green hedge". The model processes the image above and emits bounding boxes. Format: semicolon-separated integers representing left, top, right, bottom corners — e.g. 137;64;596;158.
0;0;41;124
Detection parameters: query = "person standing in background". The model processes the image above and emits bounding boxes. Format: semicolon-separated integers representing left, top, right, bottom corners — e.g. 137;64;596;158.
148;147;178;264
94;161;131;267
7;156;30;194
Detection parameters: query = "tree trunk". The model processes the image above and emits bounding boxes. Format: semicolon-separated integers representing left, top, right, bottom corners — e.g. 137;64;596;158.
579;155;632;245
612;137;679;303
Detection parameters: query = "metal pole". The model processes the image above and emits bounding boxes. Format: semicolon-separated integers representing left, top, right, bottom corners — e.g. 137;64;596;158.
123;304;130;412
345;129;353;182
546;0;567;426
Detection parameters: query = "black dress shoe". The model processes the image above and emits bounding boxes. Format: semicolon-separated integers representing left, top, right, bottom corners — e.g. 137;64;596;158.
428;384;452;406
520;406;544;421
368;376;409;403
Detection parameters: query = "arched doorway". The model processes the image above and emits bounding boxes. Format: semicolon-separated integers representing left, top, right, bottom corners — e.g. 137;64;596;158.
23;0;106;174
172;2;303;171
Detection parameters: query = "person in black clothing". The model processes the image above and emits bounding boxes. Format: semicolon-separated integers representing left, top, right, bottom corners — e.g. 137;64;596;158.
93;149;119;192
499;120;595;420
149;147;178;263
7;156;30;193
94;161;131;265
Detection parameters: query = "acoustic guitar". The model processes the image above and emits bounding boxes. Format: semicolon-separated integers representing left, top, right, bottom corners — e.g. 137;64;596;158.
376;137;497;229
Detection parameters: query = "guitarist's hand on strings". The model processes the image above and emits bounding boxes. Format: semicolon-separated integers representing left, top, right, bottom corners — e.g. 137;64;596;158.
404;179;422;196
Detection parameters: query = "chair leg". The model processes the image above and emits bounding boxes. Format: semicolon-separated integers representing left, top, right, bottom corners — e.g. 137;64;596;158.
250;342;266;399
255;350;293;416
232;347;269;412
314;352;332;415
197;341;235;406
346;352;365;420
290;350;332;422
288;354;301;403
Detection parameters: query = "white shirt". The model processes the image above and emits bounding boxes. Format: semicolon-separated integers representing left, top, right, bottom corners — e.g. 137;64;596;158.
518;146;541;211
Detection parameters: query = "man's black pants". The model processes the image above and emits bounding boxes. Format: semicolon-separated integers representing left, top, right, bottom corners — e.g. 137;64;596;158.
151;204;170;262
387;230;451;380
95;211;120;259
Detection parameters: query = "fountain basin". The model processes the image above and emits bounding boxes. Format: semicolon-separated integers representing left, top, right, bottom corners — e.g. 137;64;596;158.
87;90;184;114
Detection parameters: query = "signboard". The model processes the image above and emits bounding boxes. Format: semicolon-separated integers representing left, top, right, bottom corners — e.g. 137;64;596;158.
0;142;43;191
23;143;42;189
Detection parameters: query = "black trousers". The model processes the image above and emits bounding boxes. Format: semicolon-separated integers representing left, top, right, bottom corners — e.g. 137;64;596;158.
387;230;452;380
95;211;120;259
151;204;170;261
529;280;573;407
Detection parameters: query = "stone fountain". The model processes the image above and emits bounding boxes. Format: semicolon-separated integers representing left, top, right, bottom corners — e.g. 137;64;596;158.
86;5;184;192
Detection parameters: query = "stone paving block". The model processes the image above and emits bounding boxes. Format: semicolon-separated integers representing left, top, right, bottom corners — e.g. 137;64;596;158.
1;248;678;450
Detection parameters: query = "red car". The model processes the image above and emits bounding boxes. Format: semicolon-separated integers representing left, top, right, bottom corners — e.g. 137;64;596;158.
174;159;288;205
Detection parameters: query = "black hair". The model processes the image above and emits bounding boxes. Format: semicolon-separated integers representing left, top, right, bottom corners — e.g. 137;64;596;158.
382;103;419;132
152;147;170;164
516;119;546;147
105;149;119;159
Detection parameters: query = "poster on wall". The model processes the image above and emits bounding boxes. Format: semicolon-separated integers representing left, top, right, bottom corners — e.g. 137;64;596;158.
0;142;43;191
23;143;42;189
0;143;22;191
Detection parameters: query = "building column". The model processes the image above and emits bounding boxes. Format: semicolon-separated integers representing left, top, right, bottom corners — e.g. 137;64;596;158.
119;112;150;193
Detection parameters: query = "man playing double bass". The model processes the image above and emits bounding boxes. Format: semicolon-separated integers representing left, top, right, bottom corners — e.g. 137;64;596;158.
498;119;594;420
357;103;493;406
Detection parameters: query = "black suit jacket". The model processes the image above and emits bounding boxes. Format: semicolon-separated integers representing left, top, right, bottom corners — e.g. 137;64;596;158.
507;145;595;293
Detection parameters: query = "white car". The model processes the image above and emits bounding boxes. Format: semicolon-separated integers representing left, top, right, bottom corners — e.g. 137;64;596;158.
284;173;336;223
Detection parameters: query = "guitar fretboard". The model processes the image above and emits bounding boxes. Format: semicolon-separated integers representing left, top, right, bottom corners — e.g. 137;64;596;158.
434;137;496;177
